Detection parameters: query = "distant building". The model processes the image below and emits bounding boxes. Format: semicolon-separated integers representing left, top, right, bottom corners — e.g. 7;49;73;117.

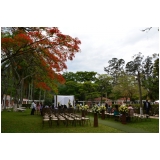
1;94;14;109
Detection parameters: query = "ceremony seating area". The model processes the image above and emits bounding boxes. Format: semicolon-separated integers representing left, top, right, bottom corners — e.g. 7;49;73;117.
42;108;91;127
41;107;154;128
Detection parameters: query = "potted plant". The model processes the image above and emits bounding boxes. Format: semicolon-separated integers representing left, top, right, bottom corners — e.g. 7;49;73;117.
79;105;89;117
99;105;106;119
119;104;128;124
91;105;100;127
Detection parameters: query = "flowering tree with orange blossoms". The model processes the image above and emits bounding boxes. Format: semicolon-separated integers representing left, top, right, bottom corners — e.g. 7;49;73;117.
1;27;81;106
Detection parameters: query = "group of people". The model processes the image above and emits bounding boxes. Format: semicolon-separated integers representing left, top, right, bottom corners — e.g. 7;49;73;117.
30;101;43;115
105;99;151;115
56;103;68;109
30;99;152;116
105;99;151;122
113;104;134;118
30;101;67;115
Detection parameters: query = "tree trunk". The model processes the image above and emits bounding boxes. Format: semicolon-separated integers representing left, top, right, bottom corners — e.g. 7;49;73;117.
3;94;6;110
137;72;143;114
19;78;24;107
31;81;33;100
94;113;98;127
31;83;32;100
1;80;8;108
28;83;30;100
16;86;20;108
9;92;12;108
39;89;41;102
1;93;4;109
100;93;103;105
13;92;19;111
44;90;46;102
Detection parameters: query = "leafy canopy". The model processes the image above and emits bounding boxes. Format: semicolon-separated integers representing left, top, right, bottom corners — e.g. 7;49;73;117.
1;27;81;92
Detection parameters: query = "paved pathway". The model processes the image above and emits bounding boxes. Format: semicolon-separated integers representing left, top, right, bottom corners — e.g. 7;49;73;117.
89;116;158;133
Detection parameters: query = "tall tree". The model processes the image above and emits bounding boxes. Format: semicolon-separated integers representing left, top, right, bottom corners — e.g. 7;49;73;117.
112;73;147;102
104;58;125;85
76;71;97;82
63;71;97;82
142;55;159;100
152;57;159;99
125;52;144;114
1;27;81;106
62;72;77;82
82;81;98;103
95;74;112;104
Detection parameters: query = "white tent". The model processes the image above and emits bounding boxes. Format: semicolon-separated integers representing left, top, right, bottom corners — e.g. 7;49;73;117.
54;95;74;107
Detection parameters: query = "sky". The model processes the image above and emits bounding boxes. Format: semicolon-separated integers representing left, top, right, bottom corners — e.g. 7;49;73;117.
59;26;159;74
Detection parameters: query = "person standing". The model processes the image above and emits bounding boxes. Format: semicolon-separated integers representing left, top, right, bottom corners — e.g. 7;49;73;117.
143;100;151;115
36;102;40;115
114;105;120;121
127;104;134;122
113;105;120;116
34;102;37;114
107;105;112;113
40;103;43;116
31;101;36;115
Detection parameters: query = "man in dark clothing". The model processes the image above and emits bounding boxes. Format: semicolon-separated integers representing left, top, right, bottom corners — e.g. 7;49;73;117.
105;102;108;112
143;100;151;115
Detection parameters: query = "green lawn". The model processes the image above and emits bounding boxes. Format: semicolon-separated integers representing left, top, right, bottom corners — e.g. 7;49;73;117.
1;109;159;133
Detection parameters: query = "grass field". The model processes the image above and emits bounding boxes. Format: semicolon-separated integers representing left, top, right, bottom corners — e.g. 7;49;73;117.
1;108;159;133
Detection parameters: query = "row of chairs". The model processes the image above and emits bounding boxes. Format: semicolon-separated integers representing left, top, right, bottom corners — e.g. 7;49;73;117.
41;108;79;116
42;112;91;127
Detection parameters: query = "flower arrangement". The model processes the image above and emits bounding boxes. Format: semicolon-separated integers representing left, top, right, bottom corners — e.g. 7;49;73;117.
68;100;71;107
99;105;106;111
79;105;89;111
76;104;80;108
119;104;128;114
92;105;101;113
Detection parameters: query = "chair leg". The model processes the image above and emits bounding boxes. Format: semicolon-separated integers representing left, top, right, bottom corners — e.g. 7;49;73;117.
42;120;50;127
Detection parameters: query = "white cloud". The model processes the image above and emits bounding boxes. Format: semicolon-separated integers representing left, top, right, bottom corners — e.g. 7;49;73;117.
60;27;159;74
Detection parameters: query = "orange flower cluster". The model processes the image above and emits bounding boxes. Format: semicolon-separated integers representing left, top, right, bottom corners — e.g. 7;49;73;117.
1;27;81;92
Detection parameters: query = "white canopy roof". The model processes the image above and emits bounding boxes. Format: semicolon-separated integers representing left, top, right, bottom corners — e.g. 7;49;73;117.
54;95;74;107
